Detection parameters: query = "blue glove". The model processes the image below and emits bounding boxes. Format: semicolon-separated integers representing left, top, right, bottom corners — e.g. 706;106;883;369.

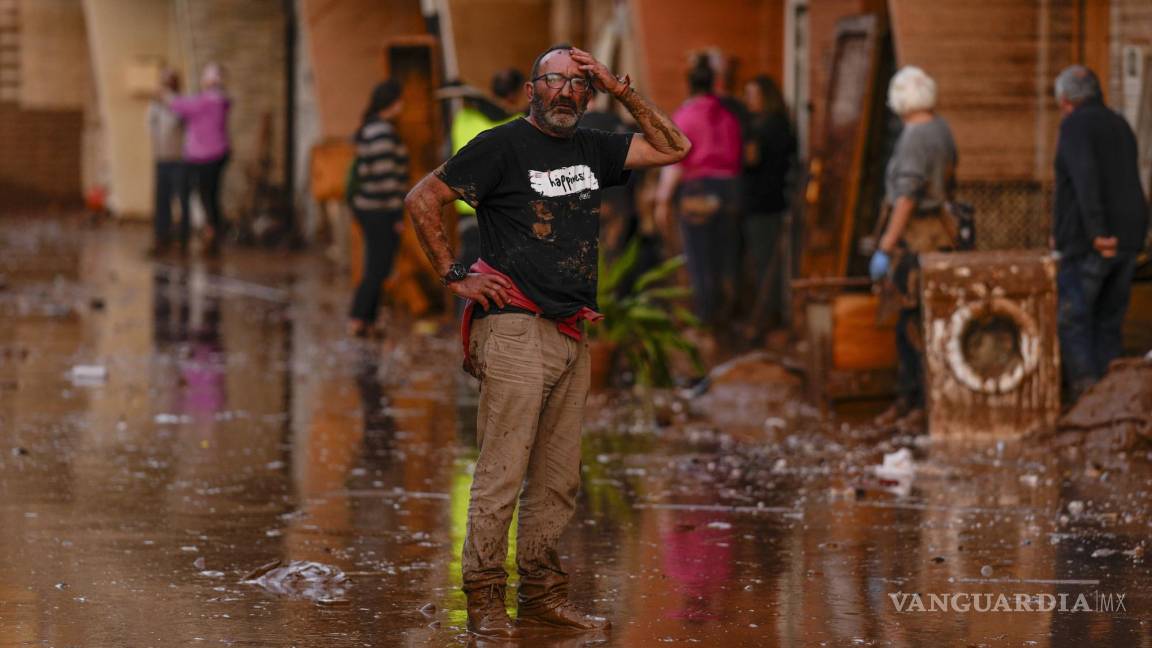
869;251;890;281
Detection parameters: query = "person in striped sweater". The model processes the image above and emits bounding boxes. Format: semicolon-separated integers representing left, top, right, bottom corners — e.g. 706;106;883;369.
348;79;409;337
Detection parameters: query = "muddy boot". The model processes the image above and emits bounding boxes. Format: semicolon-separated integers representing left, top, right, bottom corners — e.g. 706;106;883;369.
517;581;609;632
466;584;521;639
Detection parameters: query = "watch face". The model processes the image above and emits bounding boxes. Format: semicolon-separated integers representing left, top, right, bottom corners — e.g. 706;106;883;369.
444;264;467;284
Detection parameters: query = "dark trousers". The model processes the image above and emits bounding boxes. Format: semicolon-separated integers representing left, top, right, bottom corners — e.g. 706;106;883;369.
190;154;230;236
154;161;191;247
1058;252;1137;397
744;211;785;334
349;208;403;324
677;177;741;327
896;307;924;407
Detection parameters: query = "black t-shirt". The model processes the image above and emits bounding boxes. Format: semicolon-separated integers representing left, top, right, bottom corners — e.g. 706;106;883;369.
436;118;632;318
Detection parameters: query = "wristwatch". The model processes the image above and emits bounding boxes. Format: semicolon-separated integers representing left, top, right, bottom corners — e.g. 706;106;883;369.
441;263;468;286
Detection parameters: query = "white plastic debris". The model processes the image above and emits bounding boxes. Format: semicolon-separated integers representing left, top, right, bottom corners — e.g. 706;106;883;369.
154;413;191;424
875;448;915;481
706;521;732;530
763;417;786;431
872;448;915;497
69;365;107;384
1019;474;1039;488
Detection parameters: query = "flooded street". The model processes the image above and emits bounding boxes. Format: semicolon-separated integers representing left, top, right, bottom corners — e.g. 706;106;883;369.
1;215;1149;647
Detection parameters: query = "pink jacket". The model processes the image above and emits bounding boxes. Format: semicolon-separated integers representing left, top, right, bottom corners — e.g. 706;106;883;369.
672;95;742;181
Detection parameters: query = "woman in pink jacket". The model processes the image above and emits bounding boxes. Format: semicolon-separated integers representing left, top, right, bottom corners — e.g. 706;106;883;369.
655;54;743;331
169;63;232;254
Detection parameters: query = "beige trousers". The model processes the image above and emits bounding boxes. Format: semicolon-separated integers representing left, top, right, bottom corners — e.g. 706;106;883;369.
461;313;589;609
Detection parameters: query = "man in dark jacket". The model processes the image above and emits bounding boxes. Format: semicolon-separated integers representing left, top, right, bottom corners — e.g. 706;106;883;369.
1052;65;1149;401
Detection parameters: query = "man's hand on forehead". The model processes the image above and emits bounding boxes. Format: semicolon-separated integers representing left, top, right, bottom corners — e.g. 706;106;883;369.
569;48;630;98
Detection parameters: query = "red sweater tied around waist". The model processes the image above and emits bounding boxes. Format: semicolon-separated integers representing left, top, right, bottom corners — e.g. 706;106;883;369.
460;259;603;376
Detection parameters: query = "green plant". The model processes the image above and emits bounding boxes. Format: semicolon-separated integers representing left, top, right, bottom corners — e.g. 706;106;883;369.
592;237;703;387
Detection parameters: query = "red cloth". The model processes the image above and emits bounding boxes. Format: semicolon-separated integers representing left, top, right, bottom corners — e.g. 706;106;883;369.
672;94;742;181
460;259;603;376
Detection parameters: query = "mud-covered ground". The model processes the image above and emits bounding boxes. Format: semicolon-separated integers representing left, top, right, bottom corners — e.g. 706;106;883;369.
0;216;1148;647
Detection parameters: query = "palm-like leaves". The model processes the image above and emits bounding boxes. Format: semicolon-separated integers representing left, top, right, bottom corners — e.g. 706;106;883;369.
592;238;702;387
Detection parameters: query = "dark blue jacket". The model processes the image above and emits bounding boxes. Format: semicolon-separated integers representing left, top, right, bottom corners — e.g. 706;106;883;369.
1053;98;1148;257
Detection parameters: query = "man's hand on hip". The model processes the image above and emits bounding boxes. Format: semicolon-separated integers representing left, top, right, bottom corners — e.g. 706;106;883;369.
1093;236;1118;258
450;274;513;311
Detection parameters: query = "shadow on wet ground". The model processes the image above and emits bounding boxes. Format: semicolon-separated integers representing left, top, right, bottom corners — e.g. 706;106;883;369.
0;215;1149;647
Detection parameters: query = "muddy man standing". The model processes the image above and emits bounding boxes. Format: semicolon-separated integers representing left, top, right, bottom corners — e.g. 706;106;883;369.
405;45;690;638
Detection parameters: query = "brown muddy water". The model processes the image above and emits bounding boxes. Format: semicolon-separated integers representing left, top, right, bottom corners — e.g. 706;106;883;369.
0;216;1148;647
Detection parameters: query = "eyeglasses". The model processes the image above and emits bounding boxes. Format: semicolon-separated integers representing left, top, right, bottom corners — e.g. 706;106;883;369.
533;73;591;93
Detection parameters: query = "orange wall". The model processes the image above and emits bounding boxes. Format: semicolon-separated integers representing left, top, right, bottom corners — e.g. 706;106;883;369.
630;0;785;114
301;0;425;139
447;0;552;96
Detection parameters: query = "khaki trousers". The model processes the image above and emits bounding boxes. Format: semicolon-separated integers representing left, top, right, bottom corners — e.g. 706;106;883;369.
462;313;589;610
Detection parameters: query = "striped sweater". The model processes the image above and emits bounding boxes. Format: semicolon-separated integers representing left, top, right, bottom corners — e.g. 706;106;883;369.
352;117;409;212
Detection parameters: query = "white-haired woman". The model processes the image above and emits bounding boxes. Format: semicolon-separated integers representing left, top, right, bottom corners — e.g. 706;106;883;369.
869;66;958;431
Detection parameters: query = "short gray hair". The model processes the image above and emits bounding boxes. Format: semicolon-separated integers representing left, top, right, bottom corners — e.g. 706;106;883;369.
1054;65;1101;104
887;66;937;116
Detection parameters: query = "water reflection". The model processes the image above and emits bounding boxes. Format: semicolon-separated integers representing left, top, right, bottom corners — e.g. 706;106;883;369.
0;219;1148;647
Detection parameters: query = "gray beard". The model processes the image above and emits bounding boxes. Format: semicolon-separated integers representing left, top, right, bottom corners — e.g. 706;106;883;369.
531;95;584;136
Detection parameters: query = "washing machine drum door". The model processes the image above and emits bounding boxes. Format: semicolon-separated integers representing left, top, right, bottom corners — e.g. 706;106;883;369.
945;298;1041;394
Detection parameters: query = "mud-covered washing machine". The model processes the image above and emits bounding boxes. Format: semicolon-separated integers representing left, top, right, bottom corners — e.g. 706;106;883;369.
920;251;1061;438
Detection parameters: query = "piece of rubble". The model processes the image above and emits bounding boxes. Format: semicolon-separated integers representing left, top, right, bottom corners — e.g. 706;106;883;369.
1046;358;1152;451
242;560;349;605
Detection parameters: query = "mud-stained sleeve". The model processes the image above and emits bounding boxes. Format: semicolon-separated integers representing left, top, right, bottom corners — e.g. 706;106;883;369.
433;128;506;208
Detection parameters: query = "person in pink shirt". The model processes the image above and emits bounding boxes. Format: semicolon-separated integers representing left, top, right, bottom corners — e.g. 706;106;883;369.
169;62;232;254
655;54;743;329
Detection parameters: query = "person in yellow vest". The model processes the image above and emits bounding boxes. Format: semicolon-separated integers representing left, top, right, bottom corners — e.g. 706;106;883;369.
441;70;528;271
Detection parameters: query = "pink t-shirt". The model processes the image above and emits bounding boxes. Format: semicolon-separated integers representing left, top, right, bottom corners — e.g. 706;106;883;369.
672;95;742;181
169;90;231;163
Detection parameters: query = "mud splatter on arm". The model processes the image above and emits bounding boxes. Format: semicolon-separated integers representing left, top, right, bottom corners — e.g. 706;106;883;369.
405;166;460;276
615;87;691;167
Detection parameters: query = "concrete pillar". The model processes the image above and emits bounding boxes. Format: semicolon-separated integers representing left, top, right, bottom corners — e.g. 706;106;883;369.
81;0;177;217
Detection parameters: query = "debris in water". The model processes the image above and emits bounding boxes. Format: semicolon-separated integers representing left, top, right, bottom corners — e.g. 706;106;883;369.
1046;358;1152;450
154;413;192;424
242;560;349;605
706;521;732;530
875;448;914;481
69;364;107;384
980;565;993;577
1091;549;1117;558
861;448;915;497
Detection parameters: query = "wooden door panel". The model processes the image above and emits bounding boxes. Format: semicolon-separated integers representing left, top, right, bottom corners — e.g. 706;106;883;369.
380;36;450;318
